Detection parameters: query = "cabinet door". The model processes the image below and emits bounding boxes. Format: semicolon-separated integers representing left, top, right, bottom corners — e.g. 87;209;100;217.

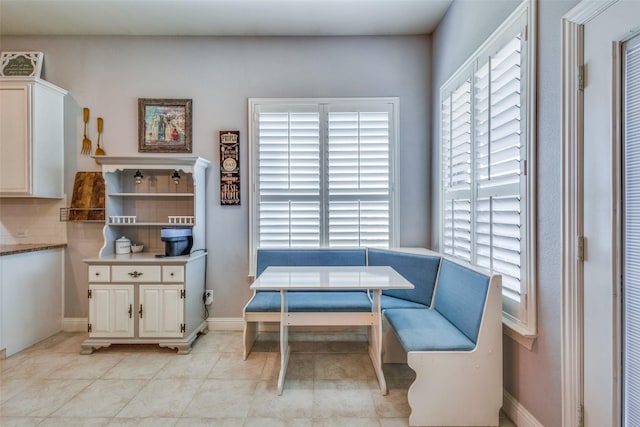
0;86;30;195
138;284;184;338
88;284;134;338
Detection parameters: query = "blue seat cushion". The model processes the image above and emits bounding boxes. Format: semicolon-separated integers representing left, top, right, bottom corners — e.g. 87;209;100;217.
434;259;490;344
256;249;366;277
384;308;476;352
367;248;440;307
381;295;429;310
245;291;372;312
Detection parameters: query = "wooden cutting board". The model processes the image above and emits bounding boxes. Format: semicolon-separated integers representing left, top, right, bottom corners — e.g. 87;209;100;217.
69;172;105;221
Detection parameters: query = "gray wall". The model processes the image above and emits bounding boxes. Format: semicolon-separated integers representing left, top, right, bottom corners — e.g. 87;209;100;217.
1;35;432;318
431;1;579;426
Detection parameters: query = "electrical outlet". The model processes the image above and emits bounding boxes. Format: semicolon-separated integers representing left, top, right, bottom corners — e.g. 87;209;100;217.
15;229;29;238
204;290;213;305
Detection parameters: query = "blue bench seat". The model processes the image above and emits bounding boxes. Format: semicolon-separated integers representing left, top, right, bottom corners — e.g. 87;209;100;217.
244;291;372;312
384;308;475;351
382;257;503;426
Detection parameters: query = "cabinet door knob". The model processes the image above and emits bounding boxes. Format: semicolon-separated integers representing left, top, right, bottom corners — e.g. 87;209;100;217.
139;304;143;318
128;304;133;318
129;271;143;278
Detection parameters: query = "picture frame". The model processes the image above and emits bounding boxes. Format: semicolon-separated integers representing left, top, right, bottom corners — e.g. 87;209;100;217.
138;98;192;153
0;52;44;78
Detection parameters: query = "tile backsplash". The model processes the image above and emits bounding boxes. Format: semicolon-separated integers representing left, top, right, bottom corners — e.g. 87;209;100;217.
0;198;67;244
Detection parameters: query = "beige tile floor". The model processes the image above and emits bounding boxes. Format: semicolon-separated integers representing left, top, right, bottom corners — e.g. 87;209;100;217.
0;330;516;426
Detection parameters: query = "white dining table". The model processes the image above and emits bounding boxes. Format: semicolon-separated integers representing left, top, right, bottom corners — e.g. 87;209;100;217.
249;265;414;395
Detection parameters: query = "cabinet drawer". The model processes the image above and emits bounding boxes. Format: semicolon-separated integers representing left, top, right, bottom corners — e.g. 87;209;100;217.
88;265;110;282
163;266;184;282
112;265;161;282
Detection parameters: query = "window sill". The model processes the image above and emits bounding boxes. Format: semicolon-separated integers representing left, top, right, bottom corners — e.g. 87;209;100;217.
503;315;537;350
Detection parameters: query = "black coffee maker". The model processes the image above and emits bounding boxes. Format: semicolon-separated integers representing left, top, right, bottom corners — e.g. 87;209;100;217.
160;228;193;256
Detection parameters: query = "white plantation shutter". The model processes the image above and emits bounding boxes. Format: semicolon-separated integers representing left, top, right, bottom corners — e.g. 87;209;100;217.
328;109;391;247
440;1;534;330
250;98;398;257
442;80;472;262
476;32;524;303
257;109;321;248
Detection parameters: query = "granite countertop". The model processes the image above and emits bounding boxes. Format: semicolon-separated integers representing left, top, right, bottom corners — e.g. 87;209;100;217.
0;243;67;257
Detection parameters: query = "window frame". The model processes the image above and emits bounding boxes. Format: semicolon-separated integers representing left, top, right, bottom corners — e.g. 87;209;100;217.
438;0;537;346
248;97;400;276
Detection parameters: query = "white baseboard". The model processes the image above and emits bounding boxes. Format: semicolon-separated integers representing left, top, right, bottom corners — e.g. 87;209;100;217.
503;390;544;427
62;317;88;332
206;317;245;331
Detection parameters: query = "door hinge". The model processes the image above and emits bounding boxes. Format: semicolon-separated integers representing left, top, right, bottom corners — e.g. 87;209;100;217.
88;323;92;333
88;289;92;299
180;323;186;333
578;64;586;91
180;289;186;299
577;235;585;262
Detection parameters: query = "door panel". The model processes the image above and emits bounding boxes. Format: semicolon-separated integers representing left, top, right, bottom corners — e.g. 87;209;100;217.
139;285;184;338
583;1;640;425
88;285;134;338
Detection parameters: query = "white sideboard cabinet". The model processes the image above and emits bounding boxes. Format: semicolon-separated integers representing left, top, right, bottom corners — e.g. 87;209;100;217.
82;156;210;354
0;78;67;198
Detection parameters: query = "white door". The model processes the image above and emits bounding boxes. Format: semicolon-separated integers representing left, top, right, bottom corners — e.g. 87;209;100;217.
583;1;640;425
88;284;134;338
138;285;184;338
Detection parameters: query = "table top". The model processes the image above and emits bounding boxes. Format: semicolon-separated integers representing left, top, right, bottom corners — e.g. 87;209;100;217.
250;265;414;291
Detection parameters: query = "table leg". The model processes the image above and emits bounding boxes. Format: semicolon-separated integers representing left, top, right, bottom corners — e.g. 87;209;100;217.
277;289;290;395
368;289;388;395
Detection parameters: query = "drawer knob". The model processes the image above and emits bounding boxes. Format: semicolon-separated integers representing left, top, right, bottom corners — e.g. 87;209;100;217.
128;271;143;278
170;272;174;277
95;272;100;276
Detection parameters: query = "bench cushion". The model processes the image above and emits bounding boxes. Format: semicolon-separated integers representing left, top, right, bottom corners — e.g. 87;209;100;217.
367;248;440;307
245;291;372;312
381;295;429;310
256;249;366;277
384;308;476;351
434;258;490;344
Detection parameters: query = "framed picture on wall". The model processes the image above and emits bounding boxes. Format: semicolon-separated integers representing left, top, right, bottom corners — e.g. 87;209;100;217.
0;52;43;77
138;98;192;153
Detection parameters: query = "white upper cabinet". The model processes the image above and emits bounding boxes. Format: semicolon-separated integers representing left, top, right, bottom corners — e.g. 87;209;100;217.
0;78;67;198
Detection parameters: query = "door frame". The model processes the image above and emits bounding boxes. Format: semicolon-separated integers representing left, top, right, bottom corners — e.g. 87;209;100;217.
561;1;620;426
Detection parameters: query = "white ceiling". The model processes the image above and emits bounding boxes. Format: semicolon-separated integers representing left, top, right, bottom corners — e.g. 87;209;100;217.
0;0;453;37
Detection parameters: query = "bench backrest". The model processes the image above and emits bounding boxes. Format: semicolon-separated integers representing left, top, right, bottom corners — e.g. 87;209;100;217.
367;248;441;307
433;258;490;344
256;249;367;277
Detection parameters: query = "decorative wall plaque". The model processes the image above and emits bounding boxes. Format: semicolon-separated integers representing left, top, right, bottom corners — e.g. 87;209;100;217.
220;131;240;205
0;52;43;77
